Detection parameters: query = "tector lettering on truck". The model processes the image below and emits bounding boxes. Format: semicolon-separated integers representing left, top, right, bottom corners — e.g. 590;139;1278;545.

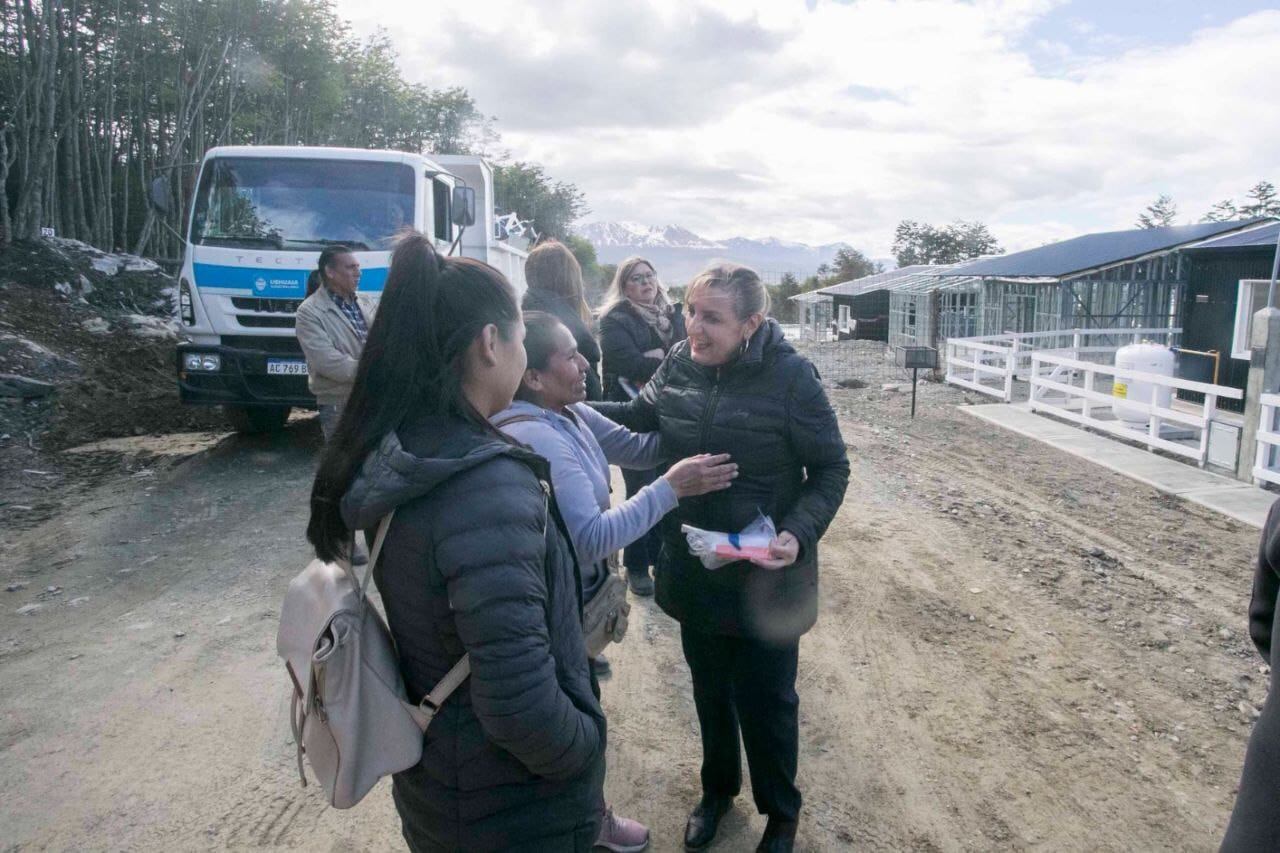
173;146;527;433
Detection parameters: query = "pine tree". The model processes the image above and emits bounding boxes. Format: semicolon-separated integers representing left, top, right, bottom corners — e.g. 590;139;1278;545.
1201;199;1238;223
1241;182;1280;218
1136;195;1178;229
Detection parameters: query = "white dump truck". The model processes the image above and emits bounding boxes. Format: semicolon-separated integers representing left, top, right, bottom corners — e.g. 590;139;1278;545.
171;146;527;432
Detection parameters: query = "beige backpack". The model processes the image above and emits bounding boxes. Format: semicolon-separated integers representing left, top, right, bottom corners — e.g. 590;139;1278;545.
276;512;470;808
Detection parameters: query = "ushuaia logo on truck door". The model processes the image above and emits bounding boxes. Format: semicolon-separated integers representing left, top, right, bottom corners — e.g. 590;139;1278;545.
254;277;267;292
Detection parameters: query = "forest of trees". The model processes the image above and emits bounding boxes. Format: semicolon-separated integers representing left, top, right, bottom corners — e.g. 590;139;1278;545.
0;0;584;257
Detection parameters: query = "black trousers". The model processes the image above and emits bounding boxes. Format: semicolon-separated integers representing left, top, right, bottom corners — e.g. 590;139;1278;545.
620;466;662;572
680;626;801;821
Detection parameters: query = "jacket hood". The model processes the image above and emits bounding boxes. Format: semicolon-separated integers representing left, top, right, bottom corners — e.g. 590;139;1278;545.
340;417;533;530
744;318;793;364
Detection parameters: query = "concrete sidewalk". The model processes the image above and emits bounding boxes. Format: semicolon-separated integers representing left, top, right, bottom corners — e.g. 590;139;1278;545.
961;403;1276;528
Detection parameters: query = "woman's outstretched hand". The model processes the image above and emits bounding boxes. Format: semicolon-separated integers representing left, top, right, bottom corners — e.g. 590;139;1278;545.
663;453;737;498
750;531;800;570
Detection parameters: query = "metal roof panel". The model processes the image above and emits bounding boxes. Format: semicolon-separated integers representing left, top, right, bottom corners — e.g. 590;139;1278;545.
1184;220;1280;251
942;219;1267;278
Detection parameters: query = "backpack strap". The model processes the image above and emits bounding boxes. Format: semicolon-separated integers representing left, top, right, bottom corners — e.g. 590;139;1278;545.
335;511;396;600
411;655;472;723
358;511;395;598
401;469;552;730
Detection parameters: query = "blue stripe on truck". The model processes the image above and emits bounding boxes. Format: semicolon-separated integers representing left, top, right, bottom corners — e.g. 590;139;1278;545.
193;263;388;297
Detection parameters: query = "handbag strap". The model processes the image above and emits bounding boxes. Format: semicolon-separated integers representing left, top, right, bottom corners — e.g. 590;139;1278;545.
492;414;543;430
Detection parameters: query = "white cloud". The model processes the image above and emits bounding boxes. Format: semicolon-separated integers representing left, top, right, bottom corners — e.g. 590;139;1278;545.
333;0;1280;255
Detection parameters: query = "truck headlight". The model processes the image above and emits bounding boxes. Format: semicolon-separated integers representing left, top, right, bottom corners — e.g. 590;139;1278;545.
179;279;196;325
182;352;221;372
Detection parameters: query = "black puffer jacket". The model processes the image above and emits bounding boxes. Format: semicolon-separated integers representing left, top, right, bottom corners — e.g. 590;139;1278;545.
599;300;687;402
1222;498;1280;852
524;289;602;402
600;319;849;642
341;415;606;852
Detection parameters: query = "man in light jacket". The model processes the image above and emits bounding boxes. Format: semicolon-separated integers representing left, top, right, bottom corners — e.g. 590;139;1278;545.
296;246;374;563
295;247;374;441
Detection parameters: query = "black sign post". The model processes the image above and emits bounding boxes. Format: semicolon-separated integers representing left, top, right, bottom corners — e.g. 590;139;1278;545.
896;346;939;418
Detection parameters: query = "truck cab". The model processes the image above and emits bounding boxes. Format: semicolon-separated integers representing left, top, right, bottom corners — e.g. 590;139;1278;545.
174;146;526;432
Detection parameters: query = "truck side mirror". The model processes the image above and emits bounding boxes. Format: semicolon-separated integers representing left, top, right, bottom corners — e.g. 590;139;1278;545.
451;186;476;227
149;176;171;214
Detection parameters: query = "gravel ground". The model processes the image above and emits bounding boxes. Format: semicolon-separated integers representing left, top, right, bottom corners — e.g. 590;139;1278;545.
0;382;1270;851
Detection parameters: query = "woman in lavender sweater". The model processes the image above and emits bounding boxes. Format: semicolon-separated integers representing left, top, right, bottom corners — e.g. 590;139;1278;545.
492;311;736;853
494;312;737;636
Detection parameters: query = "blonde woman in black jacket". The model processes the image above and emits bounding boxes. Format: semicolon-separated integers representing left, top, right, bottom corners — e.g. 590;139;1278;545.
598;257;687;595
599;263;849;853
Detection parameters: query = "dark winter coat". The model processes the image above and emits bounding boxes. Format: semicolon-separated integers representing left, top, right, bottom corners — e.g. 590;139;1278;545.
1222;498;1280;852
341;415;606;852
599;300;687;402
597;319;849;643
523;289;603;402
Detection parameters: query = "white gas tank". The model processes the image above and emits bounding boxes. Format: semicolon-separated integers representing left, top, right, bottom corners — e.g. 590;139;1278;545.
1113;343;1175;425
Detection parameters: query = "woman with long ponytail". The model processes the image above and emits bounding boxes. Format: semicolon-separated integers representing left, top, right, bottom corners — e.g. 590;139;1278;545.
309;233;607;851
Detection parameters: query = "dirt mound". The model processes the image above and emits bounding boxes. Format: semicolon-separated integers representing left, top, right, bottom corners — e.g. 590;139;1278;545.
0;239;223;529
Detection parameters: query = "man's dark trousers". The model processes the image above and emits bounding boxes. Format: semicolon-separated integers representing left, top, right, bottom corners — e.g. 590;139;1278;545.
680;626;801;821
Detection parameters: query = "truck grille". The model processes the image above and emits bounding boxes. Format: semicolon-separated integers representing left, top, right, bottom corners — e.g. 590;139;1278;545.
237;315;296;328
220;336;304;354
231;297;302;313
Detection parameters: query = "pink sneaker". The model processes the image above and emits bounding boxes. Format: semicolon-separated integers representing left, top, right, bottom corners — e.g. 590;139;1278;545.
595;804;650;852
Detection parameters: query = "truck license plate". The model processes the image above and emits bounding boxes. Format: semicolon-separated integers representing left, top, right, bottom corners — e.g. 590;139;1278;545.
266;360;308;376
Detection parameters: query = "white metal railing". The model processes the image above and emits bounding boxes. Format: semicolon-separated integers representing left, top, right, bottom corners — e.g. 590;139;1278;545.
945;327;1182;402
1254;393;1280;486
1028;351;1242;466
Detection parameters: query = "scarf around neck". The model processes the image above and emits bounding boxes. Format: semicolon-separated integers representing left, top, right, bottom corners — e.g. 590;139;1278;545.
629;297;673;348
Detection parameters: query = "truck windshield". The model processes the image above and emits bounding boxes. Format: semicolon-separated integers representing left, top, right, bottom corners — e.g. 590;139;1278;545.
190;157;415;251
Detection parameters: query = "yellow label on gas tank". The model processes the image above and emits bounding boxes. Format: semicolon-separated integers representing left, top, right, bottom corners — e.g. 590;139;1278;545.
1113;382;1128;399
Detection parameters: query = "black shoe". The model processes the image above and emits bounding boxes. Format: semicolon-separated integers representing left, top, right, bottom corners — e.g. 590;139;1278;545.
590;654;612;678
627;566;654;597
755;818;797;853
683;795;732;851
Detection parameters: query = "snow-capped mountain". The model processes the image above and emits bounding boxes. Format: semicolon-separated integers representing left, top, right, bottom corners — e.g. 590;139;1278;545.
577;221;853;285
579;221;726;250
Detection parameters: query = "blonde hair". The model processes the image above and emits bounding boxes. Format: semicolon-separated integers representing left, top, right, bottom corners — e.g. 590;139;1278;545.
525;240;592;325
685;262;770;320
600;256;671;318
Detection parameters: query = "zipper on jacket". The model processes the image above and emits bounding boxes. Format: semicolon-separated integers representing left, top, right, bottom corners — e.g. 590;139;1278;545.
539;480;551;538
698;366;725;451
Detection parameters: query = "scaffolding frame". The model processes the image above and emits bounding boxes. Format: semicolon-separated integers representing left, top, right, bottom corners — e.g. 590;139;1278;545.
885;253;1187;351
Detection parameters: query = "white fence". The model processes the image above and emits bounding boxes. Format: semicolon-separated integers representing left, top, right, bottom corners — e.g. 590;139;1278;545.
945;327;1183;402
944;338;1015;399
1028;351;1242;466
1254;393;1280;486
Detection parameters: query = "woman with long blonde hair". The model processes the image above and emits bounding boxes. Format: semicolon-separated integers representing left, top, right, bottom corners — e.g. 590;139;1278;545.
598;257;686;595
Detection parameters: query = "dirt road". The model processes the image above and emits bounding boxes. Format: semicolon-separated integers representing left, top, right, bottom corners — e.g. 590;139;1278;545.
0;383;1269;851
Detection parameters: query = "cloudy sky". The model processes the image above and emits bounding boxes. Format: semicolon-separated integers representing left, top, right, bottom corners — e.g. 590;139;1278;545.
333;0;1280;255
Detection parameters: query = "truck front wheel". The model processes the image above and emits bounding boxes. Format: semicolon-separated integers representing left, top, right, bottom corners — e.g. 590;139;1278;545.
224;405;291;434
